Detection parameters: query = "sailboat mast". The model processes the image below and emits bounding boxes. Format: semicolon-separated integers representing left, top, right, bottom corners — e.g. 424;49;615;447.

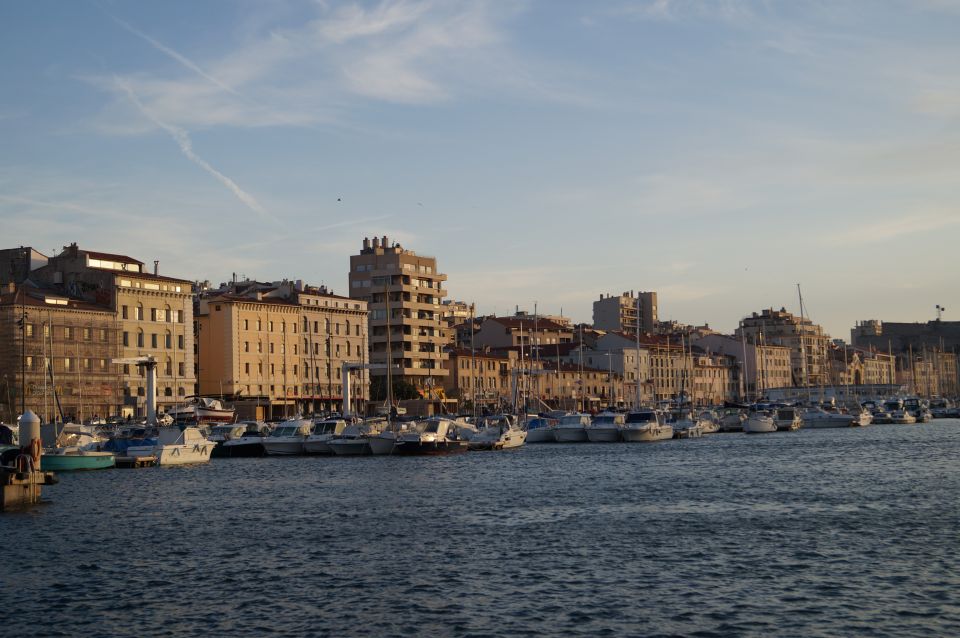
797;284;811;403
635;296;642;408
385;284;393;422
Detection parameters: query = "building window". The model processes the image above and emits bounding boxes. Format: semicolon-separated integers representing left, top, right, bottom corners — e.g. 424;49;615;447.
258;363;263;375
64;358;72;371
151;334;158;348
178;335;184;350
122;305;128;319
244;341;250;353
137;332;144;348
245;362;250;374
137;387;145;397
99;359;106;370
165;360;172;375
83;327;91;340
178;362;185;377
43;324;49;338
257;342;263;353
244;319;249;330
269;321;274;332
165;308;172;322
269;343;275;354
123;331;129;346
100;329;108;341
270;364;275;375
151;308;158;322
136;305;143;320
64;326;73;340
257;319;262;331
123;364;130;374
165;332;172;349
25;355;33;369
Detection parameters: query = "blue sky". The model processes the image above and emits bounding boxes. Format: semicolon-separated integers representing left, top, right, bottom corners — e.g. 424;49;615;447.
2;0;958;339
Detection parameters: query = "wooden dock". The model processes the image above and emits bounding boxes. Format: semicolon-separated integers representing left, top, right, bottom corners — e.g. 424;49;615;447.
115;456;157;469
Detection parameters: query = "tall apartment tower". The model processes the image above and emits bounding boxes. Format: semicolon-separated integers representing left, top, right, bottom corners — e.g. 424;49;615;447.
593;291;658;335
349;236;448;391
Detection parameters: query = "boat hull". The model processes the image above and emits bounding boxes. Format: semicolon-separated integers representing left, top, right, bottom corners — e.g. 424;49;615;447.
156;443;213;465
586;427;621;443
744;417;777;433
40;451;115;471
525;428;556;443
368;435;397;456
213;441;265;457
262;440;306;456
621;425;673;442
394;441;469;456
328;439;371;456
303;438;335;455
554;427;588;443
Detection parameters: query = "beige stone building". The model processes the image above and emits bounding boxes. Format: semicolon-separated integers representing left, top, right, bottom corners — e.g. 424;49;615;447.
472;315;574;350
593;291;658;335
0;282;121;422
349;237;448;394
693;334;792;399
26;243;195;417
197;279;369;419
737;307;830;388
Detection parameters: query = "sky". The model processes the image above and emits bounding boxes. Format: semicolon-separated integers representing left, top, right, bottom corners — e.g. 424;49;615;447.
1;0;958;340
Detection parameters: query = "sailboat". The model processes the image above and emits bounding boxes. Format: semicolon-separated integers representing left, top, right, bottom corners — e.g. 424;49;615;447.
39;325;114;471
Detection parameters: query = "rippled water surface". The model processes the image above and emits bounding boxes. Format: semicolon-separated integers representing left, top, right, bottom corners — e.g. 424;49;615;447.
4;421;960;637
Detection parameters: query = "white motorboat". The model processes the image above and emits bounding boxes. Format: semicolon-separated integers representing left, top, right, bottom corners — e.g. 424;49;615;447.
586;412;624;442
367;429;398;455
621;409;673;442
554;414;591;443
889;409;917;425
697;410;720;434
718;409;746;432
167;396;236;425
773;406;803;431
219;421;270;457
802;407;855;429
262;419;312;456
394;417;469;455
524;417;559;443
328;424;371;456
304;419;348;454
469;415;527;450
671;412;703;438
126;426;216;465
744;411;777;434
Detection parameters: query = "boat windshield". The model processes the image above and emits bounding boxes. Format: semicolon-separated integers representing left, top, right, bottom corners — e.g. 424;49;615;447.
558;415;585;426
423;421;442;434
272;426;299;437
626;411;655;424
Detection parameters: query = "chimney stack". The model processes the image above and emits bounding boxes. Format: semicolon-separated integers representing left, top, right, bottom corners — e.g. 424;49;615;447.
154;260;159;276
363;237;371;250
372;236;380;249
382;235;389;248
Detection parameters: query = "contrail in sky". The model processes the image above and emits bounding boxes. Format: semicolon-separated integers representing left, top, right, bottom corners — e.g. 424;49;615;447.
108;13;239;95
115;77;273;222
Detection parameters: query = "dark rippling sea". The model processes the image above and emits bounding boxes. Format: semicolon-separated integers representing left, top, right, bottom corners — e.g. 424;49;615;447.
3;421;960;637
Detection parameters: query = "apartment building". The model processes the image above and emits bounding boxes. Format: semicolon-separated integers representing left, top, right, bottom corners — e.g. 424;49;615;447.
692;334;793;398
0;282;121;422
197;279;369;419
22;243;195;417
349;237;448;392
472;316;574;350
593;291;658;335
737;307;830;388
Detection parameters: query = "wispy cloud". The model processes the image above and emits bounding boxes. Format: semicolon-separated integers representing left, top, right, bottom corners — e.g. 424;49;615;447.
108;13;239;95
825;210;960;245
114;76;272;221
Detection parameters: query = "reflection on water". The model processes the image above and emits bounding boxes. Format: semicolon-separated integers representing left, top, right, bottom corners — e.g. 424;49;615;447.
4;421;960;636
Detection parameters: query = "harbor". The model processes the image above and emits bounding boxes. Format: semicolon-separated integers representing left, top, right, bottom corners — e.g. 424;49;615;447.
3;419;960;636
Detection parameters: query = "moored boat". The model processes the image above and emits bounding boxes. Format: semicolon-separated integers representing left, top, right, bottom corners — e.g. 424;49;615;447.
621;409;673;442
553;414;590;443
394;417;469;455
585;412;624;442
524;416;558;443
40;448;115;471
262;419;312;456
744;411;777;434
126;426;216;466
304;419;348;455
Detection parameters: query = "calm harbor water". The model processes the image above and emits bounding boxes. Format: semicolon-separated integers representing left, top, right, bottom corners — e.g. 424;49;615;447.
4;421;960;637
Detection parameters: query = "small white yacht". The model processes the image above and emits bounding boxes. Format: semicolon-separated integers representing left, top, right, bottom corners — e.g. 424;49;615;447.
697;410;720;435
262;419;312;456
304;419;348;454
553;414;591;443
524;417;559;443
718;409;746;432
219;421;270;457
671;410;703;439
394;417;469;455
126;426;216;465
802;407;855;429
586;412;624;442
743;411;777;434
469;415;527;450
328;424;372;456
773;406;803;431
621;409;673;442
